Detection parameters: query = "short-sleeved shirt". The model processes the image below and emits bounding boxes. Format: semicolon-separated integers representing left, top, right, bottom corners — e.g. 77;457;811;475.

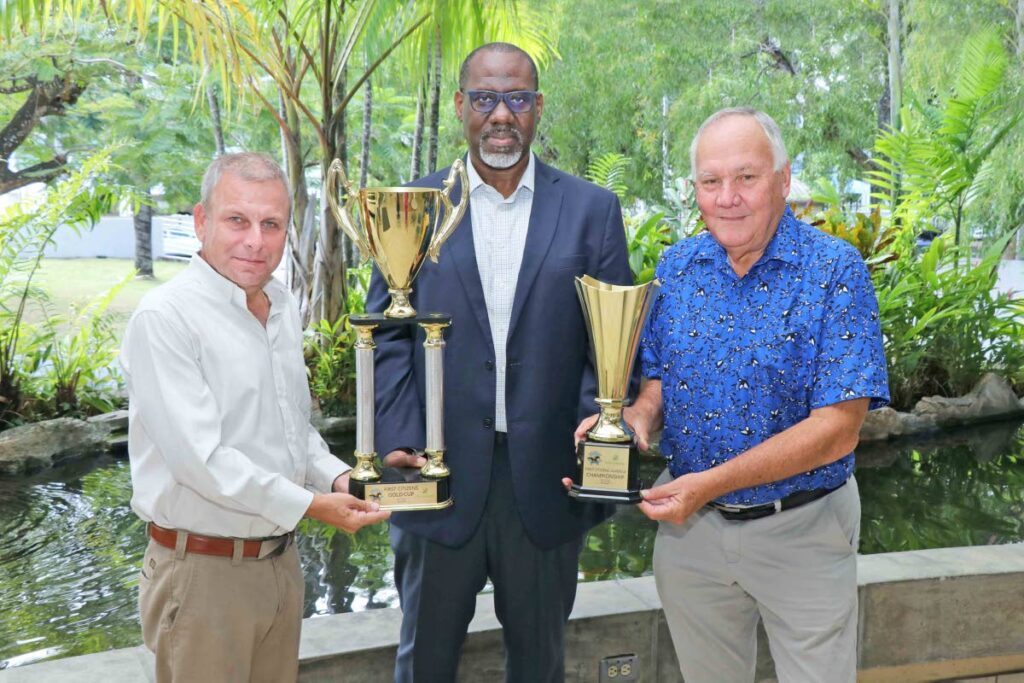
639;208;890;506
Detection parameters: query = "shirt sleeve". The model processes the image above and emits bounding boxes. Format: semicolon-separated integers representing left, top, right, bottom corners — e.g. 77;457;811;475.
639;261;666;380
810;252;891;410
305;426;350;493
124;309;314;531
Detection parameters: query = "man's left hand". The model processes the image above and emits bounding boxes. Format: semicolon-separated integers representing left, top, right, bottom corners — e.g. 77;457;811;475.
637;473;710;525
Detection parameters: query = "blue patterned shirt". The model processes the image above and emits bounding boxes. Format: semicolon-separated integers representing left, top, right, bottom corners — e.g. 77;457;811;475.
639;209;890;505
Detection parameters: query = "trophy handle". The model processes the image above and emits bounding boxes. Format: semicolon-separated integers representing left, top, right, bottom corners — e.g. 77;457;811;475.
325;159;372;261
427;159;470;263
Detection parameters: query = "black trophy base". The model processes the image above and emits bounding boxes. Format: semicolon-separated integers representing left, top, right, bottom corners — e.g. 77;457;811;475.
349;466;452;511
568;440;642;504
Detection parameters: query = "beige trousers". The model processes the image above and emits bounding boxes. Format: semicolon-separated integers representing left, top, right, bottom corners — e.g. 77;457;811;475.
138;536;304;683
653;472;860;683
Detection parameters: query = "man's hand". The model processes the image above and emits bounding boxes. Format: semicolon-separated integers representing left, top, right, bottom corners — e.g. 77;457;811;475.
306;493;390;533
622;404;655;452
382;448;427;469
573;414;599;446
331;472;350;493
637;473;711;525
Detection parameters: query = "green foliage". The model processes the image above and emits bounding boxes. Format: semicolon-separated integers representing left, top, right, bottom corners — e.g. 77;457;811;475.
805;203;897;271
305;317;357;417
873;230;1024;410
34;275;131;416
585;152;630;201
0;150;126;428
870;30;1020;252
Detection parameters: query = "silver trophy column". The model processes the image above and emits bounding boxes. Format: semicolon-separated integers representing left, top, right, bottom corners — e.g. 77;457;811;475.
419;320;450;478
349;322;382;484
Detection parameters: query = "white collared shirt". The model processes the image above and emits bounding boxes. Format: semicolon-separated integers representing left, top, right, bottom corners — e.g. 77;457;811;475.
121;255;349;538
468;153;535;433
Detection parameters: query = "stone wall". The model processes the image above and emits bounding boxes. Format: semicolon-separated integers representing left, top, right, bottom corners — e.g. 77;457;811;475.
3;543;1022;683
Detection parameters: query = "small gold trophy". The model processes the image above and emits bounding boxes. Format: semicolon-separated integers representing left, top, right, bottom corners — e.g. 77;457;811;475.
326;160;469;510
569;275;659;504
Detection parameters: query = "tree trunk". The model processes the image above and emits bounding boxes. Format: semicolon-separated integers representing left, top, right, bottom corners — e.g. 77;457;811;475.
887;0;903;132
410;86;425;182
427;29;442;174
280;90;315;324
360;76;372;188
206;81;225;156
0;75;84;195
133;193;154;279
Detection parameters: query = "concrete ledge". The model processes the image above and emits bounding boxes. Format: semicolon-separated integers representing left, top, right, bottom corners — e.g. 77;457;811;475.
3;544;1023;682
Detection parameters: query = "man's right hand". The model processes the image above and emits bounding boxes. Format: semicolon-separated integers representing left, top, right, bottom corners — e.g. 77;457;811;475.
306;493;390;533
381;449;427;469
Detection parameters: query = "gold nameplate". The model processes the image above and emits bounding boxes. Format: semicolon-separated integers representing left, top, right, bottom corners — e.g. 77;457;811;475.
364;482;446;510
580;443;630;491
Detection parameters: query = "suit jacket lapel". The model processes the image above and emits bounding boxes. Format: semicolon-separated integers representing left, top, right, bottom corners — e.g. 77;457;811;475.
508;160;563;337
444;183;494;349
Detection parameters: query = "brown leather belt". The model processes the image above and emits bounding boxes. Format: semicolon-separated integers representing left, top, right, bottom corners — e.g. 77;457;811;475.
148;523;290;559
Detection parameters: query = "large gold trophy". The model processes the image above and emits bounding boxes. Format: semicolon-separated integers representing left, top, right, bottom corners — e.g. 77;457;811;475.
569;275;659;504
326;159;469;510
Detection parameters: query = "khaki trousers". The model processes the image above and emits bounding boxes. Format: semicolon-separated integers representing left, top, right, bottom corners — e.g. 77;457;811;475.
138;536;304;683
653;472;860;683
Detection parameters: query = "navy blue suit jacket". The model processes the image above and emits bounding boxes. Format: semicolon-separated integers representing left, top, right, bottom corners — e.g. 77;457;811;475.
366;158;633;550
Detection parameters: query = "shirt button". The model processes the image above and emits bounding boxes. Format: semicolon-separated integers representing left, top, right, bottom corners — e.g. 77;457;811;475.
483;418;493;428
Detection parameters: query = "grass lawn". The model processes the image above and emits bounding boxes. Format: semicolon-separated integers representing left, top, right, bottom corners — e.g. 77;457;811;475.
23;258;188;336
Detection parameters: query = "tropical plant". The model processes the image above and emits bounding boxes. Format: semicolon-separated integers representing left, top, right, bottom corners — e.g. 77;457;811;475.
869;30;1020;267
874;229;1024;409
305;316;358;418
0;150;120;427
34;275;132;417
585;152;630;200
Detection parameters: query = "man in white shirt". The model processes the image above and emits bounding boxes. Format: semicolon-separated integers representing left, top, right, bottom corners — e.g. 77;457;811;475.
121;152;389;683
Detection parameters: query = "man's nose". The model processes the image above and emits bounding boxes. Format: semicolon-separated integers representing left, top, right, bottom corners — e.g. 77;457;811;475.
488;97;515;123
243;224;263;250
716;180;741;207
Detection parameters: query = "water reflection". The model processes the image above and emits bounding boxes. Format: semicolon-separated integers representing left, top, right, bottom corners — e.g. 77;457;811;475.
2;422;1023;668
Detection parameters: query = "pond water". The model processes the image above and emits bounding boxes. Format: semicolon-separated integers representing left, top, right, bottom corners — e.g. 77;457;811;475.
2;421;1023;669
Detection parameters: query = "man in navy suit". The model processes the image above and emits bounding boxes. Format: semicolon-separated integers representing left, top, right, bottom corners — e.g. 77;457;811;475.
367;42;632;682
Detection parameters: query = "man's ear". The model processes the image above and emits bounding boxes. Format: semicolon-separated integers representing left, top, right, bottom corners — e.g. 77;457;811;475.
454;89;464;124
193;202;207;243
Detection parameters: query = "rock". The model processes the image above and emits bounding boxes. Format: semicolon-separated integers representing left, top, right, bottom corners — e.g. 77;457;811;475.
313;415;356;439
859;407;903;441
896;411;938;436
0;417;112;475
88;409;129;432
913;373;1023;426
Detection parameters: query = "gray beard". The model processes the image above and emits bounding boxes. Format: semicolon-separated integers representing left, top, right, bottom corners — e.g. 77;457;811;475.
479;145;524;169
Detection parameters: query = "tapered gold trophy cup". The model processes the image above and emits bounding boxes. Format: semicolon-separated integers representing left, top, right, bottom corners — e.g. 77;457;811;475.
326;159;469;510
569;275;659;504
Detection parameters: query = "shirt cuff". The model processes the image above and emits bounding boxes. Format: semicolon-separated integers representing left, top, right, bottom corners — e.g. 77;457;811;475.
268;478;316;532
307;453;351;494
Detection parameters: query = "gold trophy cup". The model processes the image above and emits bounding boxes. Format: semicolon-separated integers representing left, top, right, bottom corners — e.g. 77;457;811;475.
326;160;469;318
325;160;469;510
570;275;659;504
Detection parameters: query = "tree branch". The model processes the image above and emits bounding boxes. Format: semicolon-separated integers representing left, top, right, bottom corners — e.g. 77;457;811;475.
0;156;67;195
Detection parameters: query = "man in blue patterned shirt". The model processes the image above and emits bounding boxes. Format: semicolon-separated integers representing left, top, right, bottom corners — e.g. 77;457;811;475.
619;108;889;682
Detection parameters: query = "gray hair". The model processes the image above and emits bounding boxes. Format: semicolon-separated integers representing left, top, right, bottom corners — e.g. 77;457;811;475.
200;152;291;217
689;107;789;176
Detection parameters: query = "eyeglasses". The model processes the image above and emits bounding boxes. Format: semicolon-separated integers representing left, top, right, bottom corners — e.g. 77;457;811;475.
462;89;538;114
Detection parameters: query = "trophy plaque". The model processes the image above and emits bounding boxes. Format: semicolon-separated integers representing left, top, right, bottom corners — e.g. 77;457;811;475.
569;275;659;504
326;160;469;511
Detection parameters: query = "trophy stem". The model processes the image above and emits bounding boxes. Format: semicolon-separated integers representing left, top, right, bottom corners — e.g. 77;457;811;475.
385;288;417;318
588;397;631;443
352;323;382;482
421;321;449;479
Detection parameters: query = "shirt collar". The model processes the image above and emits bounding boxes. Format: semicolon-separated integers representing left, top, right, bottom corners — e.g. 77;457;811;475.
694;206;802;269
188;252;285;312
466;152;535;198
